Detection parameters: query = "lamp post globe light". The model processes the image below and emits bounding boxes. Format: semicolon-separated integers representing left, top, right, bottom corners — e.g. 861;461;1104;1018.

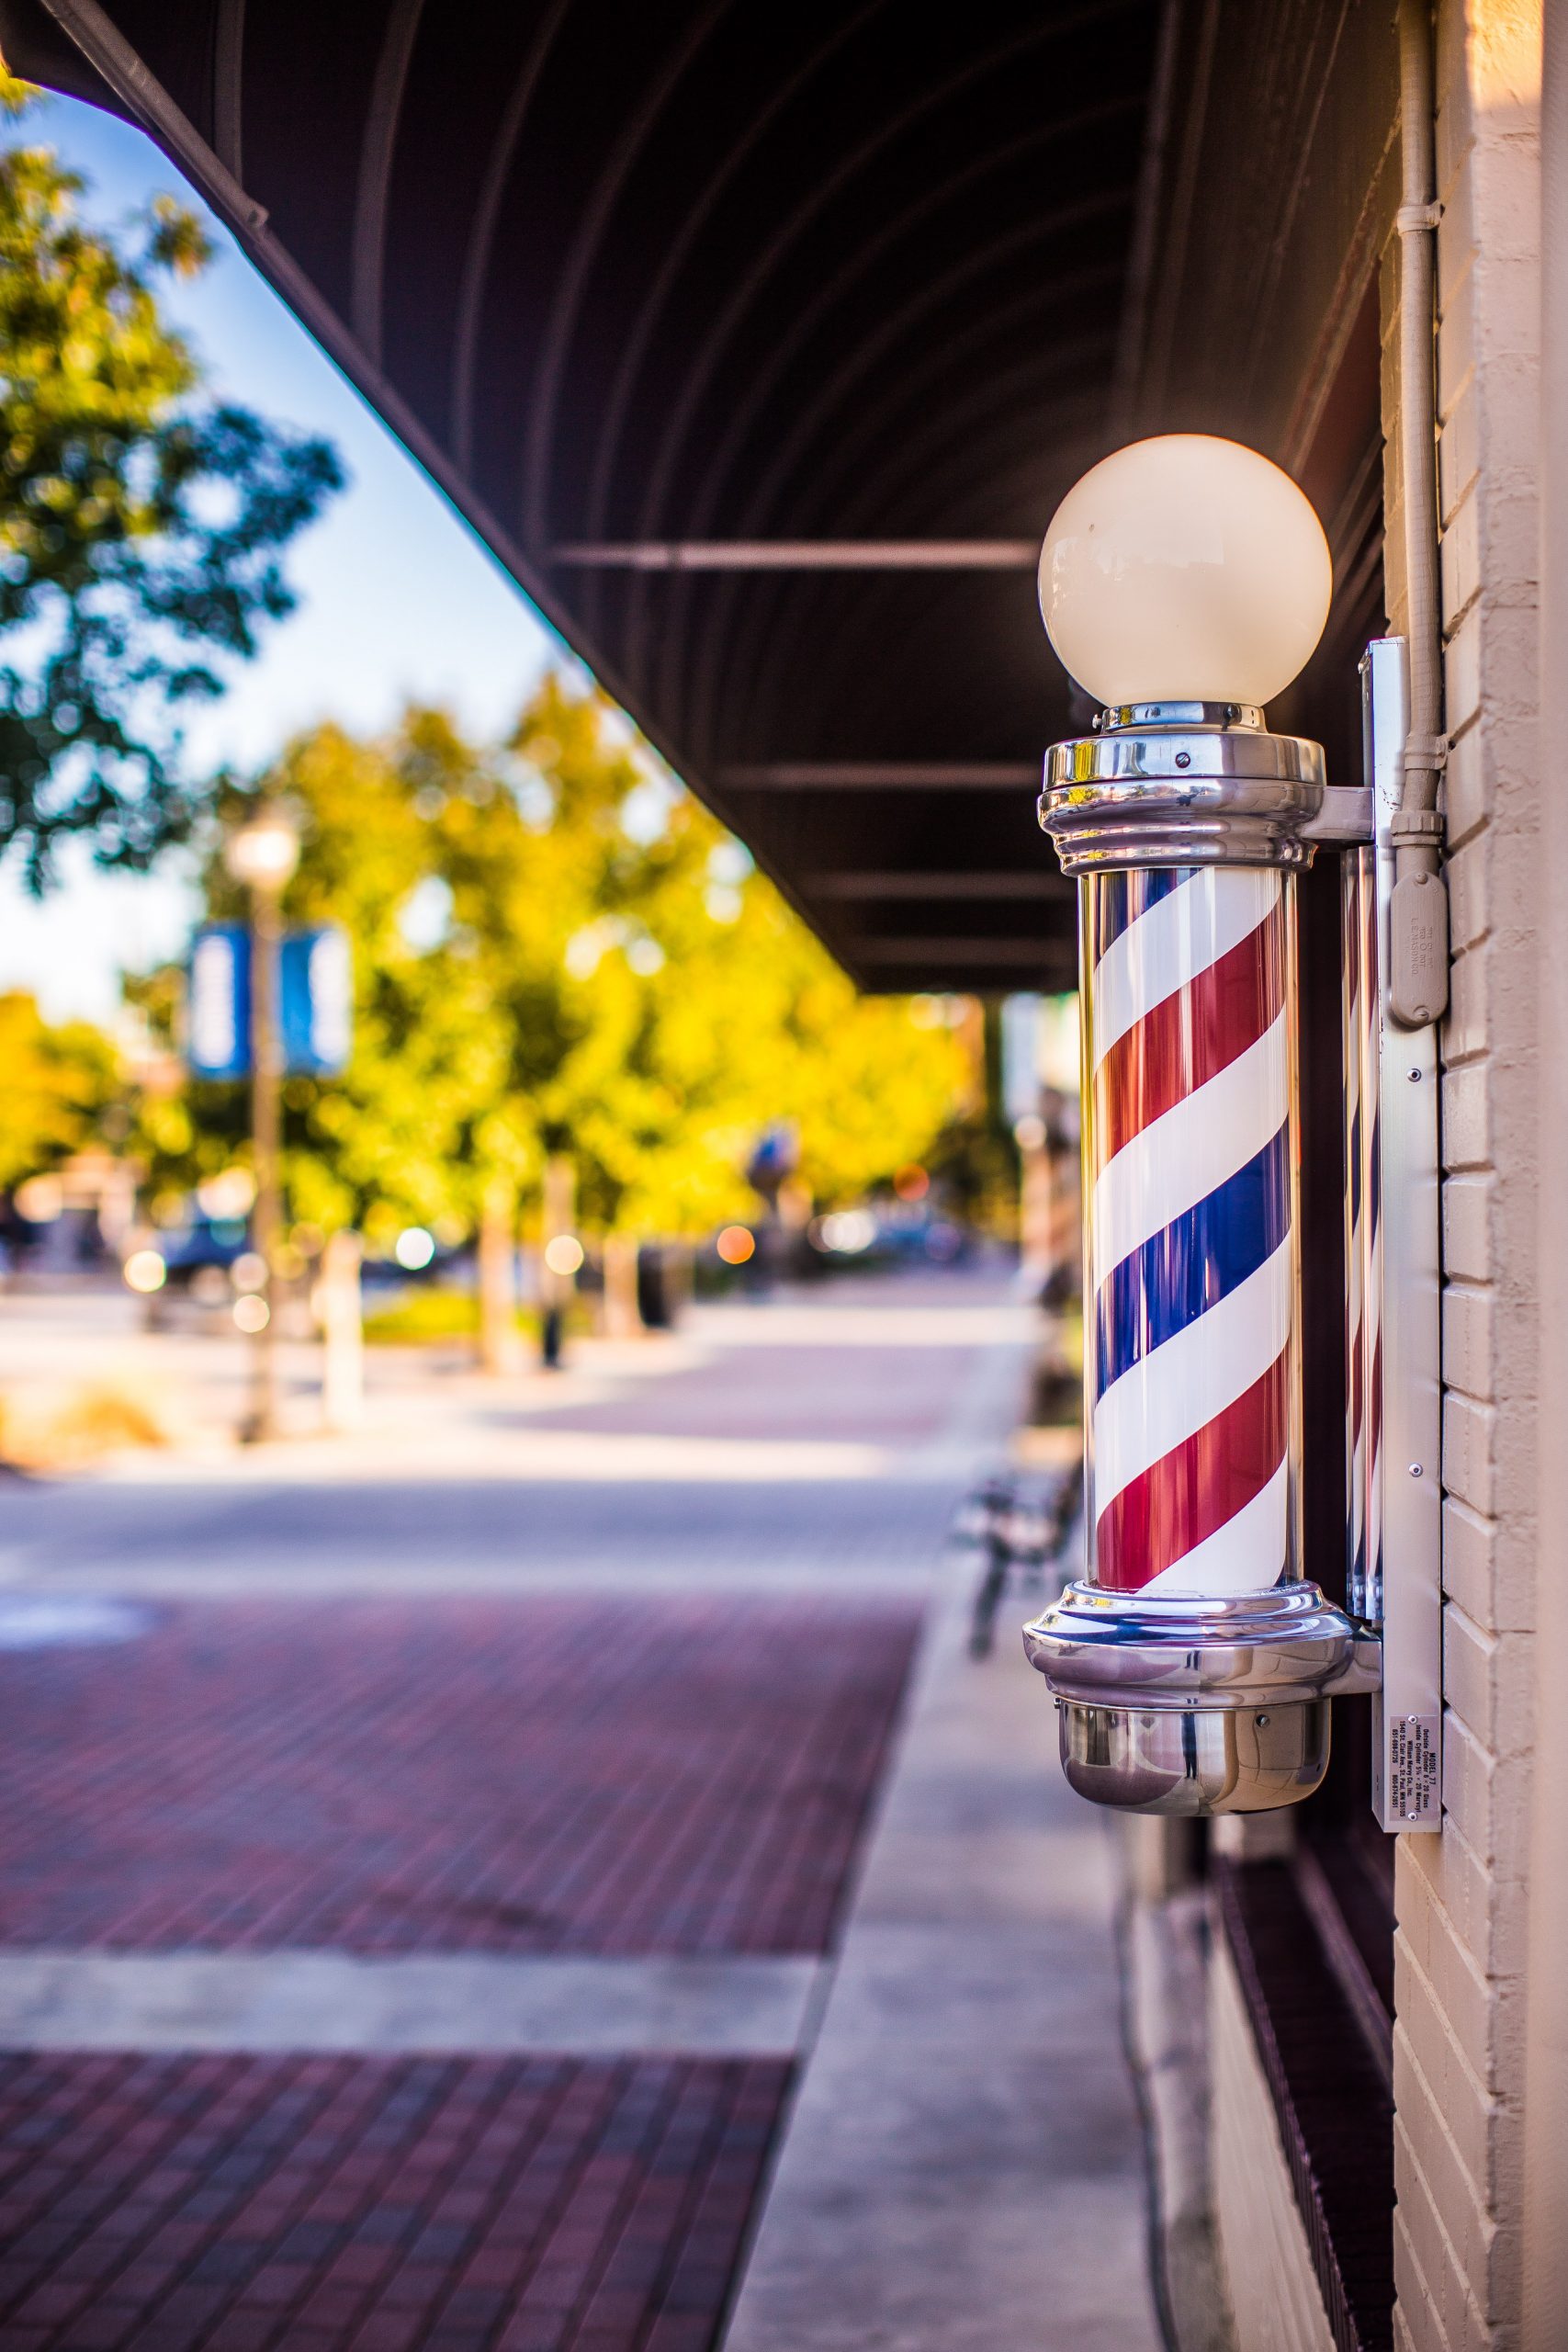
1022;435;1378;1818
224;799;301;1443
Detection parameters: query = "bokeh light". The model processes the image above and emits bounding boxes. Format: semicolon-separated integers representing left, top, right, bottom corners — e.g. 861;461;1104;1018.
232;1295;270;1333
816;1211;876;1255
122;1250;166;1295
394;1227;436;1271
893;1165;929;1201
544;1234;585;1277
14;1174;64;1223
716;1226;756;1266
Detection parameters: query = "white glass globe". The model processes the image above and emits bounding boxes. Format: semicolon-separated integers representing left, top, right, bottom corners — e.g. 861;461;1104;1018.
1038;435;1333;708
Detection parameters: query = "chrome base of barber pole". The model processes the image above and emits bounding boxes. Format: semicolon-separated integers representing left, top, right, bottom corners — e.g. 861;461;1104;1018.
1055;1700;1331;1816
1023;1581;1382;1817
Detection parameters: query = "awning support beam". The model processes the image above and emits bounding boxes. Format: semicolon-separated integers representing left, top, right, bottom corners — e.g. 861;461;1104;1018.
552;541;1039;571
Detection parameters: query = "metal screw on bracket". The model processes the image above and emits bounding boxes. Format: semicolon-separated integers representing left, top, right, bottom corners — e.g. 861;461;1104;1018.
1409;1463;1424;1477
1174;751;1191;768
1407;1067;1422;1082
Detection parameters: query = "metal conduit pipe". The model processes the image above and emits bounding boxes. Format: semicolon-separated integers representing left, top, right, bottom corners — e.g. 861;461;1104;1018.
1390;0;1450;1026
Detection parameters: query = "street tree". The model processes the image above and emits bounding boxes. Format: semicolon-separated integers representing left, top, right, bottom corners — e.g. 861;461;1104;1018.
0;70;343;886
0;989;119;1193
130;678;973;1346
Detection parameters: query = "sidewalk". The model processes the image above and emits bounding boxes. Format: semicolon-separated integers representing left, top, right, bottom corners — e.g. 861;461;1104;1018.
0;1268;1155;2350
726;1555;1161;2352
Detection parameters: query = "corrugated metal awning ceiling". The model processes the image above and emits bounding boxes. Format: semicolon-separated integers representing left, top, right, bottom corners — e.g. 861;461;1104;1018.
3;0;1180;989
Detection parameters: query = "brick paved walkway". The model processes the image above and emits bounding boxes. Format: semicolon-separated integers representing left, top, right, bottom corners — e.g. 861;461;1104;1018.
0;1273;1035;2350
0;2050;786;2352
0;1600;916;1955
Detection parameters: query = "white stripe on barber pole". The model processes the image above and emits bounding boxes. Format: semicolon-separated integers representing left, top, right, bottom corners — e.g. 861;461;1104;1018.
1093;1239;1293;1510
1092;867;1281;1069
1091;1009;1290;1277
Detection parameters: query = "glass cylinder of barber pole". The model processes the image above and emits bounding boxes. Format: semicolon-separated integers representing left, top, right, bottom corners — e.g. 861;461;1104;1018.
1079;865;1302;1601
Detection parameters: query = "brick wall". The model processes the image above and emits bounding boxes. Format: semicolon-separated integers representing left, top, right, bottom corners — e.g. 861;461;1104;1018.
1211;1937;1336;2352
1384;6;1543;2346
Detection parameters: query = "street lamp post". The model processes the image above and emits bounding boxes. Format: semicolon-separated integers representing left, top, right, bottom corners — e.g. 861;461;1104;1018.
225;801;301;1442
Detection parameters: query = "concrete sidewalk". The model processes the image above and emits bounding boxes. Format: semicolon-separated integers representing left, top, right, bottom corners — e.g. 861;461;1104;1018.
727;1565;1163;2352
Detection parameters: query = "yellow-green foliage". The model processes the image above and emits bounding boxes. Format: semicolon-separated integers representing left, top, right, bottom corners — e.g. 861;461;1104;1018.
133;677;973;1240
0;989;118;1191
0;69;340;883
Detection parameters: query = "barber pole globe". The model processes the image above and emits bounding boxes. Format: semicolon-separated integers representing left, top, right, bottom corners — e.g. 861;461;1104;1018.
1081;865;1301;1599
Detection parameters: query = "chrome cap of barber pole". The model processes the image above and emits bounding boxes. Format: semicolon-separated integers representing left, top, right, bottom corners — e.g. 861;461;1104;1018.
1039;702;1331;874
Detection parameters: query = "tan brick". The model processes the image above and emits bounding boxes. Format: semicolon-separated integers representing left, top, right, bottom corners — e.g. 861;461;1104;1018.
1471;609;1540;755
1440;378;1483;524
1395;2120;1491;2352
1396;1897;1526;2104
1441;1493;1538;1639
1445;622;1484;762
1393;2018;1501;2290
1399;1820;1520;1991
1395;1928;1504;2126
1472;474;1540;612
1442;1174;1492;1281
1442;1283;1493;1401
1438;158;1478;311
1439;273;1478;417
1441;486;1483;627
1443;716;1487;842
1441;1063;1491;1171
1438;1709;1530;1881
1441;1496;1495;1630
1435;23;1476;198
1444;832;1489;954
1443;1609;1534;1768
1443;941;1490;1067
1444;1390;1495;1517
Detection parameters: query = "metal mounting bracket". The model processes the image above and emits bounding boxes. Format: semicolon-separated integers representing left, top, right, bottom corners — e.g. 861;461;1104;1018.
1353;639;1444;1829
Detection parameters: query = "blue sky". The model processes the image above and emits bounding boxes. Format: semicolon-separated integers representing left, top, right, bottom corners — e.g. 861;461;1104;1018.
0;88;570;1023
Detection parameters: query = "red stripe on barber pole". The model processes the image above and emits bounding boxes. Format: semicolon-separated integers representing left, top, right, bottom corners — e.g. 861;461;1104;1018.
1094;1348;1290;1591
1094;913;1286;1166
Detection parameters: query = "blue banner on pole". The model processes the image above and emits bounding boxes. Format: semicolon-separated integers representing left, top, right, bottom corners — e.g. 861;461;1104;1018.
281;928;353;1076
186;924;352;1079
187;924;251;1080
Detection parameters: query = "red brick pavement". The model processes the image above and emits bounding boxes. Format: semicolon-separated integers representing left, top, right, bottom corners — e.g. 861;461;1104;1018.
0;2049;788;2351
0;1598;917;1955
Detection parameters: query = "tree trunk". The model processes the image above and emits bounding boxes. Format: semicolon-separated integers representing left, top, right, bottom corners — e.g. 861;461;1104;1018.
538;1155;577;1368
602;1232;642;1339
478;1176;520;1374
319;1228;364;1430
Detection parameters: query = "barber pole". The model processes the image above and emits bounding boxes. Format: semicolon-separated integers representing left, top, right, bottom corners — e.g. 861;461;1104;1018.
1021;435;1382;1818
1085;866;1296;1599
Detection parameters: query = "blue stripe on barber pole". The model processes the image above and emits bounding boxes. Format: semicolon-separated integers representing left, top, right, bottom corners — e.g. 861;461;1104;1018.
1094;1121;1291;1399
